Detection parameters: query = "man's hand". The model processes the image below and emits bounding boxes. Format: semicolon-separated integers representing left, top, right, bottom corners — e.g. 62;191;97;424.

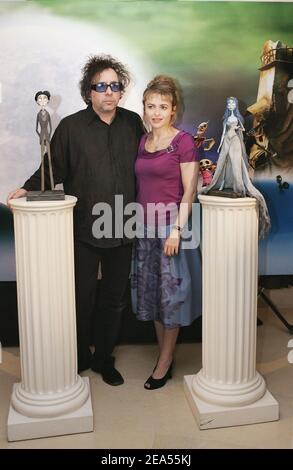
7;188;27;207
164;229;180;257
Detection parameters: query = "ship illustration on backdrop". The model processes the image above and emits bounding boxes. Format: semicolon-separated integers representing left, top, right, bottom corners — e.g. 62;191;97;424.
246;40;293;178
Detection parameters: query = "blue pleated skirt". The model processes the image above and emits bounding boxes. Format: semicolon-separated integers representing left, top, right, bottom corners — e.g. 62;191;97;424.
130;224;202;329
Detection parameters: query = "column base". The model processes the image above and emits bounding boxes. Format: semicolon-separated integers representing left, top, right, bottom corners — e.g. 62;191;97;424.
192;369;266;407
184;375;279;430
7;378;93;442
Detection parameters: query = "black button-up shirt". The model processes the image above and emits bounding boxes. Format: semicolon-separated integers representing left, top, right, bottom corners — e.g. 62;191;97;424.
23;104;144;248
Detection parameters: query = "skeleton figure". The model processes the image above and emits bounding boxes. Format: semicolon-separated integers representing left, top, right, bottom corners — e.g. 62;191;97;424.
194;121;215;152
35;91;54;191
199;158;216;187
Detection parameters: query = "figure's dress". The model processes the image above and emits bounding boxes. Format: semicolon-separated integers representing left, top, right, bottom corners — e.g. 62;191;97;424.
201;122;271;238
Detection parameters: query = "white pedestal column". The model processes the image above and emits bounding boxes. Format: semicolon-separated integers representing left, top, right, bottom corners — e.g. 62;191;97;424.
7;196;93;441
184;195;279;429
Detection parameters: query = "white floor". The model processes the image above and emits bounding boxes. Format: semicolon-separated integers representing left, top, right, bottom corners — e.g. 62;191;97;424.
1;303;293;449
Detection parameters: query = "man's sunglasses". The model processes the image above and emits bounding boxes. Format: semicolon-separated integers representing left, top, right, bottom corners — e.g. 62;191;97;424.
90;82;123;93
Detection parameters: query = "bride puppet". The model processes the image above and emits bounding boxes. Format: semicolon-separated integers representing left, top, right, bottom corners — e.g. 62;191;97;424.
201;97;271;238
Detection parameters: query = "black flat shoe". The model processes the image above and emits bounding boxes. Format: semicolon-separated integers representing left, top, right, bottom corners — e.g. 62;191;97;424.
91;364;124;386
101;366;124;386
144;362;173;390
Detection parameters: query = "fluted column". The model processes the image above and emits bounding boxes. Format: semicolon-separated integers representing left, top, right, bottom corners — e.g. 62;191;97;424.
7;196;93;440
194;195;265;405
184;195;279;429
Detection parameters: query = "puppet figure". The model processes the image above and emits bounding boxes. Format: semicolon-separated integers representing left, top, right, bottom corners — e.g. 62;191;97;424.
194;121;215;154
35;91;54;192
199;158;216;187
201;97;271;238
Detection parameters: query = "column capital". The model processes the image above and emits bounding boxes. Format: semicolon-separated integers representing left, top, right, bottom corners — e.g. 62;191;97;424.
198;194;256;208
9;195;77;213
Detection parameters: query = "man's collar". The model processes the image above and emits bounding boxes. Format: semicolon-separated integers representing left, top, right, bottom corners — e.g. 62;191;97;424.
85;103;121;125
84;104;98;124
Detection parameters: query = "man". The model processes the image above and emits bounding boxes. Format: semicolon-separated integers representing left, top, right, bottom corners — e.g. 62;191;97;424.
8;54;144;386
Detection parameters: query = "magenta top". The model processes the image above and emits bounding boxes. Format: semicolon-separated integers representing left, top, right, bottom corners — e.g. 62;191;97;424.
135;130;199;225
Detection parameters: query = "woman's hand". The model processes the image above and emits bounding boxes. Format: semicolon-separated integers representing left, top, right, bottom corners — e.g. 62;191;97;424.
164;229;180;257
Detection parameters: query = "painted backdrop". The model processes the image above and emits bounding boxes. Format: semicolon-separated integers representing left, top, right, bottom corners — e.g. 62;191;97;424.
0;0;293;279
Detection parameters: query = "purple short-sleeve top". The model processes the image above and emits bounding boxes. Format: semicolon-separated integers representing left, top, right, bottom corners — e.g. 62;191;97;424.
135;130;199;224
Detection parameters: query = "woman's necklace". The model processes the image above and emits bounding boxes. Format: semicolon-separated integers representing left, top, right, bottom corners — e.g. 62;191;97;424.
147;130;177;151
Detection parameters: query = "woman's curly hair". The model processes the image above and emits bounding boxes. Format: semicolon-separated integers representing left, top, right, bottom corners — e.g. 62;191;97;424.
80;54;131;104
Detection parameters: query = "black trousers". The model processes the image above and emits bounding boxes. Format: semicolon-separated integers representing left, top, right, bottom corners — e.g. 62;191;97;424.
74;240;132;371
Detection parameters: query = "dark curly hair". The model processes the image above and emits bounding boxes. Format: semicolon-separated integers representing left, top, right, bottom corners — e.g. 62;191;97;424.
35;90;51;101
80;54;131;104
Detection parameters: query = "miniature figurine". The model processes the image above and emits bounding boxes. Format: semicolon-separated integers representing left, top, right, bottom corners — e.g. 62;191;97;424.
35;91;54;192
201;97;271;238
194;121;215;155
199;158;216;187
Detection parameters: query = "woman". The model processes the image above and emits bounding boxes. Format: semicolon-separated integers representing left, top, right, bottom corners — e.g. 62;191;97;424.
201;96;271;238
131;75;202;390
